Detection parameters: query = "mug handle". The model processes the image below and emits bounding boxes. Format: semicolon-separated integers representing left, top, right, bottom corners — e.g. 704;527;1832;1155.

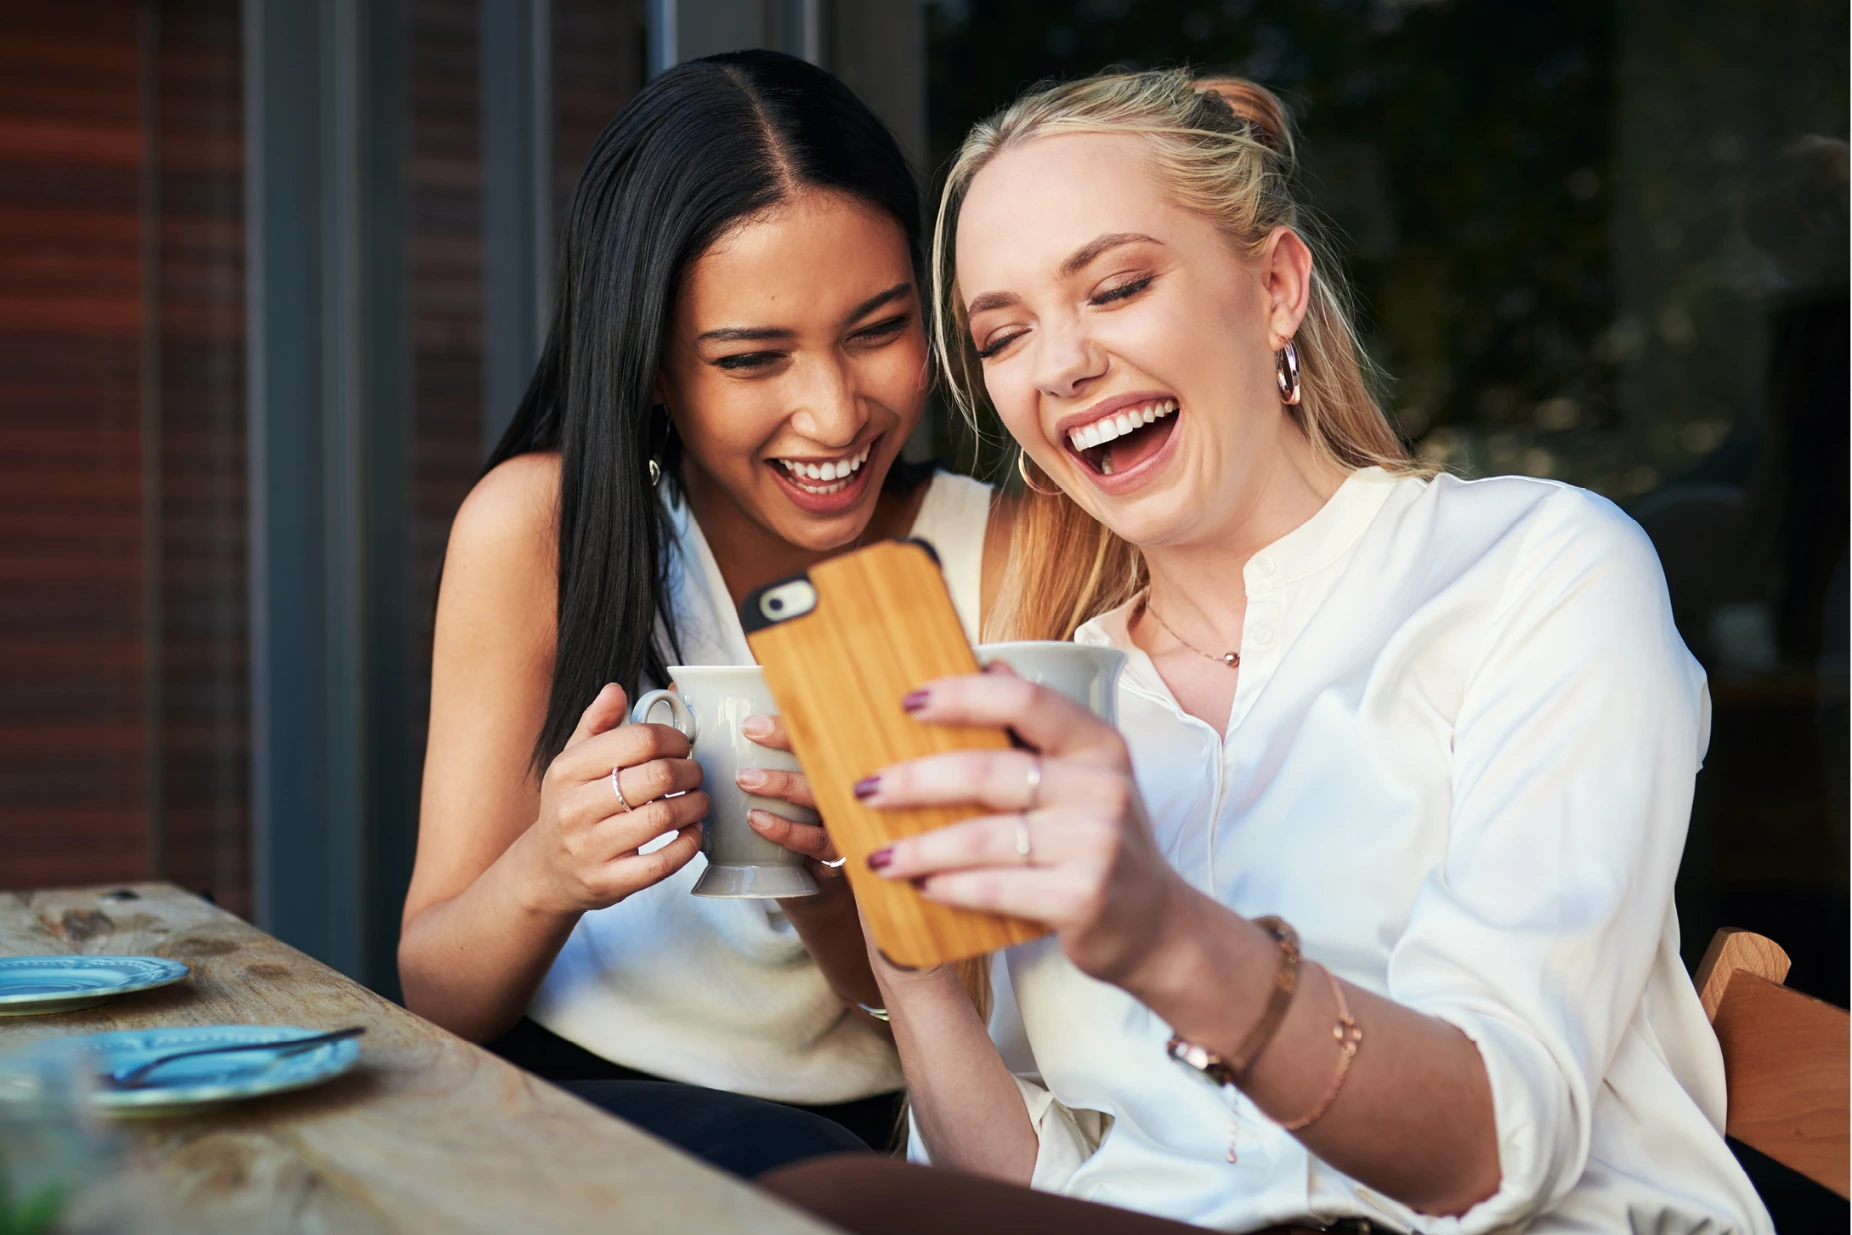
630;689;697;743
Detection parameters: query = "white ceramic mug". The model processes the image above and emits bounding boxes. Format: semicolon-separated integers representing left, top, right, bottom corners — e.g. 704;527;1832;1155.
630;666;820;900
976;642;1126;724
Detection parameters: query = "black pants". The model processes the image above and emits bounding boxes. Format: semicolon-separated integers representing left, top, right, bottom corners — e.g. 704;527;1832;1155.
485;1017;899;1177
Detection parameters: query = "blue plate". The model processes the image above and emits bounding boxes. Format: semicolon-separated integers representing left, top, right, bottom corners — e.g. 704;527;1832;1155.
64;1025;362;1116
0;956;189;1016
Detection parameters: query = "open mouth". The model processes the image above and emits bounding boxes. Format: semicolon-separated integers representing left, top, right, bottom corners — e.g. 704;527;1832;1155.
765;437;882;515
771;441;874;495
1065;398;1178;477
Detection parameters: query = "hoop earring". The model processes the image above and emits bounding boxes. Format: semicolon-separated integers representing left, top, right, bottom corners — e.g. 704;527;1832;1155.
1016;450;1059;497
1275;339;1302;406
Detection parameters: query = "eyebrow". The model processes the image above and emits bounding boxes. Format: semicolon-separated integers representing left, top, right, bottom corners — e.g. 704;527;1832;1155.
1060;231;1161;276
695;282;914;345
963;232;1164;316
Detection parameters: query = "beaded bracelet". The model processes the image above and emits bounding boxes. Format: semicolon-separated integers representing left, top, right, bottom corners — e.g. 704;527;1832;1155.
1279;964;1364;1133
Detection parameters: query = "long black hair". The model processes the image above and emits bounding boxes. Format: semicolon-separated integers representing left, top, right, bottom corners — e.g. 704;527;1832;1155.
484;50;924;769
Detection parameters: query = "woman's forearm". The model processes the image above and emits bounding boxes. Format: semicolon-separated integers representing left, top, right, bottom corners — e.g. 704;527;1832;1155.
879;965;1037;1184
398;826;582;1042
1129;888;1500;1216
780;884;886;1019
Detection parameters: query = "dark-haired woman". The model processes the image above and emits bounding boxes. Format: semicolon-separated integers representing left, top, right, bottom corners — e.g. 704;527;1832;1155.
398;51;1005;1176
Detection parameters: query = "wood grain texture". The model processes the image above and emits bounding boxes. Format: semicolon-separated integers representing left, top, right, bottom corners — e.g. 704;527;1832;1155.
1696;928;1850;1198
1711;971;1851;1198
0;884;839;1235
1694;926;1792;1020
747;541;1047;968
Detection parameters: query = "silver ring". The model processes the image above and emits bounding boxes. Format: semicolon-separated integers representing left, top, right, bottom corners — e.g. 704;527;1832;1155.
1015;813;1033;863
1024;757;1043;812
610;767;633;812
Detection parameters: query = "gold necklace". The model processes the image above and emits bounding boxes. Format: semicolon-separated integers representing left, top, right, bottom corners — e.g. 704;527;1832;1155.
1142;595;1240;668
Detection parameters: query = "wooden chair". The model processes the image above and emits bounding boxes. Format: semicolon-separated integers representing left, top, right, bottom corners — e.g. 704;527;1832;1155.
1694;928;1850;1198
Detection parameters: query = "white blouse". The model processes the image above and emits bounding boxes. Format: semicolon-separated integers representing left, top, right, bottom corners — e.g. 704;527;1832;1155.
530;471;992;1103
968;468;1773;1233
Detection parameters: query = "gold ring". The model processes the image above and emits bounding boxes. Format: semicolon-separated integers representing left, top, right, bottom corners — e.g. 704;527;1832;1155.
610;767;633;812
1024;757;1043;812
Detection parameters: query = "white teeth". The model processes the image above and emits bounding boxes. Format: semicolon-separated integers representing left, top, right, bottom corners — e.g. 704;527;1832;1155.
1066;400;1179;452
776;443;871;493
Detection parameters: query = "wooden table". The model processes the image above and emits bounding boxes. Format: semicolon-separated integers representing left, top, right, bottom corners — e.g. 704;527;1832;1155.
0;883;840;1235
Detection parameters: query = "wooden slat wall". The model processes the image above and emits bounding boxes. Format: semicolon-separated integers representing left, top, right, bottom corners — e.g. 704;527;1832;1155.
0;0;247;911
3;0;633;916
407;0;485;805
403;0;637;802
152;0;248;916
0;2;152;890
553;0;640;232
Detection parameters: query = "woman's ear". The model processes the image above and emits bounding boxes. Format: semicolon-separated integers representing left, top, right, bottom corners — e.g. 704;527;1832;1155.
1260;227;1314;347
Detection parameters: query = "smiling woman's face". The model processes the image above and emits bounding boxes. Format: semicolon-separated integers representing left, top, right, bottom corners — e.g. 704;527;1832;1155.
956;132;1310;550
660;188;926;552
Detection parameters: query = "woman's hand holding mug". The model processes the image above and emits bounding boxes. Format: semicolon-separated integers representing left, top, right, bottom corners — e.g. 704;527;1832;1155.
739;714;846;881
525;683;709;915
855;666;1195;988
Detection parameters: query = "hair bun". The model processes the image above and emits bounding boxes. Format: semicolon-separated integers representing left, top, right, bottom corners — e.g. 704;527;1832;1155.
1195;76;1293;159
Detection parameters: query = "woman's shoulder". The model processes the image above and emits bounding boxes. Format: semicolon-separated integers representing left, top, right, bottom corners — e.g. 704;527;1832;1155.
1402;473;1675;650
445;452;562;603
1409;471;1658;573
453;452;560;550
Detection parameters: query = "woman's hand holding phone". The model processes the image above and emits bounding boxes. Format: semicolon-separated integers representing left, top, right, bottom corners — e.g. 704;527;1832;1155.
856;666;1197;990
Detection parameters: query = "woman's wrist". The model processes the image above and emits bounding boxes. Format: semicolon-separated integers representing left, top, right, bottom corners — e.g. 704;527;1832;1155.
1118;882;1278;1047
504;823;583;921
871;955;967;1007
776;870;854;922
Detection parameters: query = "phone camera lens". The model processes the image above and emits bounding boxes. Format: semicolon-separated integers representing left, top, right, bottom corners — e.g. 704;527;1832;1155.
768;597;784;612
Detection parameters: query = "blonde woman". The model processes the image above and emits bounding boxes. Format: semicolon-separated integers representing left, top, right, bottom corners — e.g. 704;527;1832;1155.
760;72;1774;1234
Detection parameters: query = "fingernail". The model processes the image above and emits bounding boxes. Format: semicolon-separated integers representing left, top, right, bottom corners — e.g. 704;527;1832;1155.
742;715;773;739
737;768;768;790
867;847;893;870
853;775;881;800
901;689;929;713
747;811;771;830
909;877;929;891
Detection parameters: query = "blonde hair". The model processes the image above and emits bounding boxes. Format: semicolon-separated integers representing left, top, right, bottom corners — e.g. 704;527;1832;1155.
933;70;1424;642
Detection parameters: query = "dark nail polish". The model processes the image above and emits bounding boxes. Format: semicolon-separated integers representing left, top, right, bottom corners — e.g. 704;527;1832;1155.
867;847;893;870
900;689;929;713
909;876;929;891
853;775;881;800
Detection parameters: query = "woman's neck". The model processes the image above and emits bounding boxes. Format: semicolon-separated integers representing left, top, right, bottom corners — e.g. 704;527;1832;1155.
1140;437;1348;641
681;463;927;610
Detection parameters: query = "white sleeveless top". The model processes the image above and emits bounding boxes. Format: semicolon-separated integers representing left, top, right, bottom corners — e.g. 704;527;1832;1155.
529;471;992;1103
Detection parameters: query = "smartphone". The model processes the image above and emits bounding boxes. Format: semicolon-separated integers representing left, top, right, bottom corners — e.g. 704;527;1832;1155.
742;539;1048;968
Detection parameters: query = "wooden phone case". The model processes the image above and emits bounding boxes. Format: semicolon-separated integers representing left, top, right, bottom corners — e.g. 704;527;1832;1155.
744;540;1048;968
